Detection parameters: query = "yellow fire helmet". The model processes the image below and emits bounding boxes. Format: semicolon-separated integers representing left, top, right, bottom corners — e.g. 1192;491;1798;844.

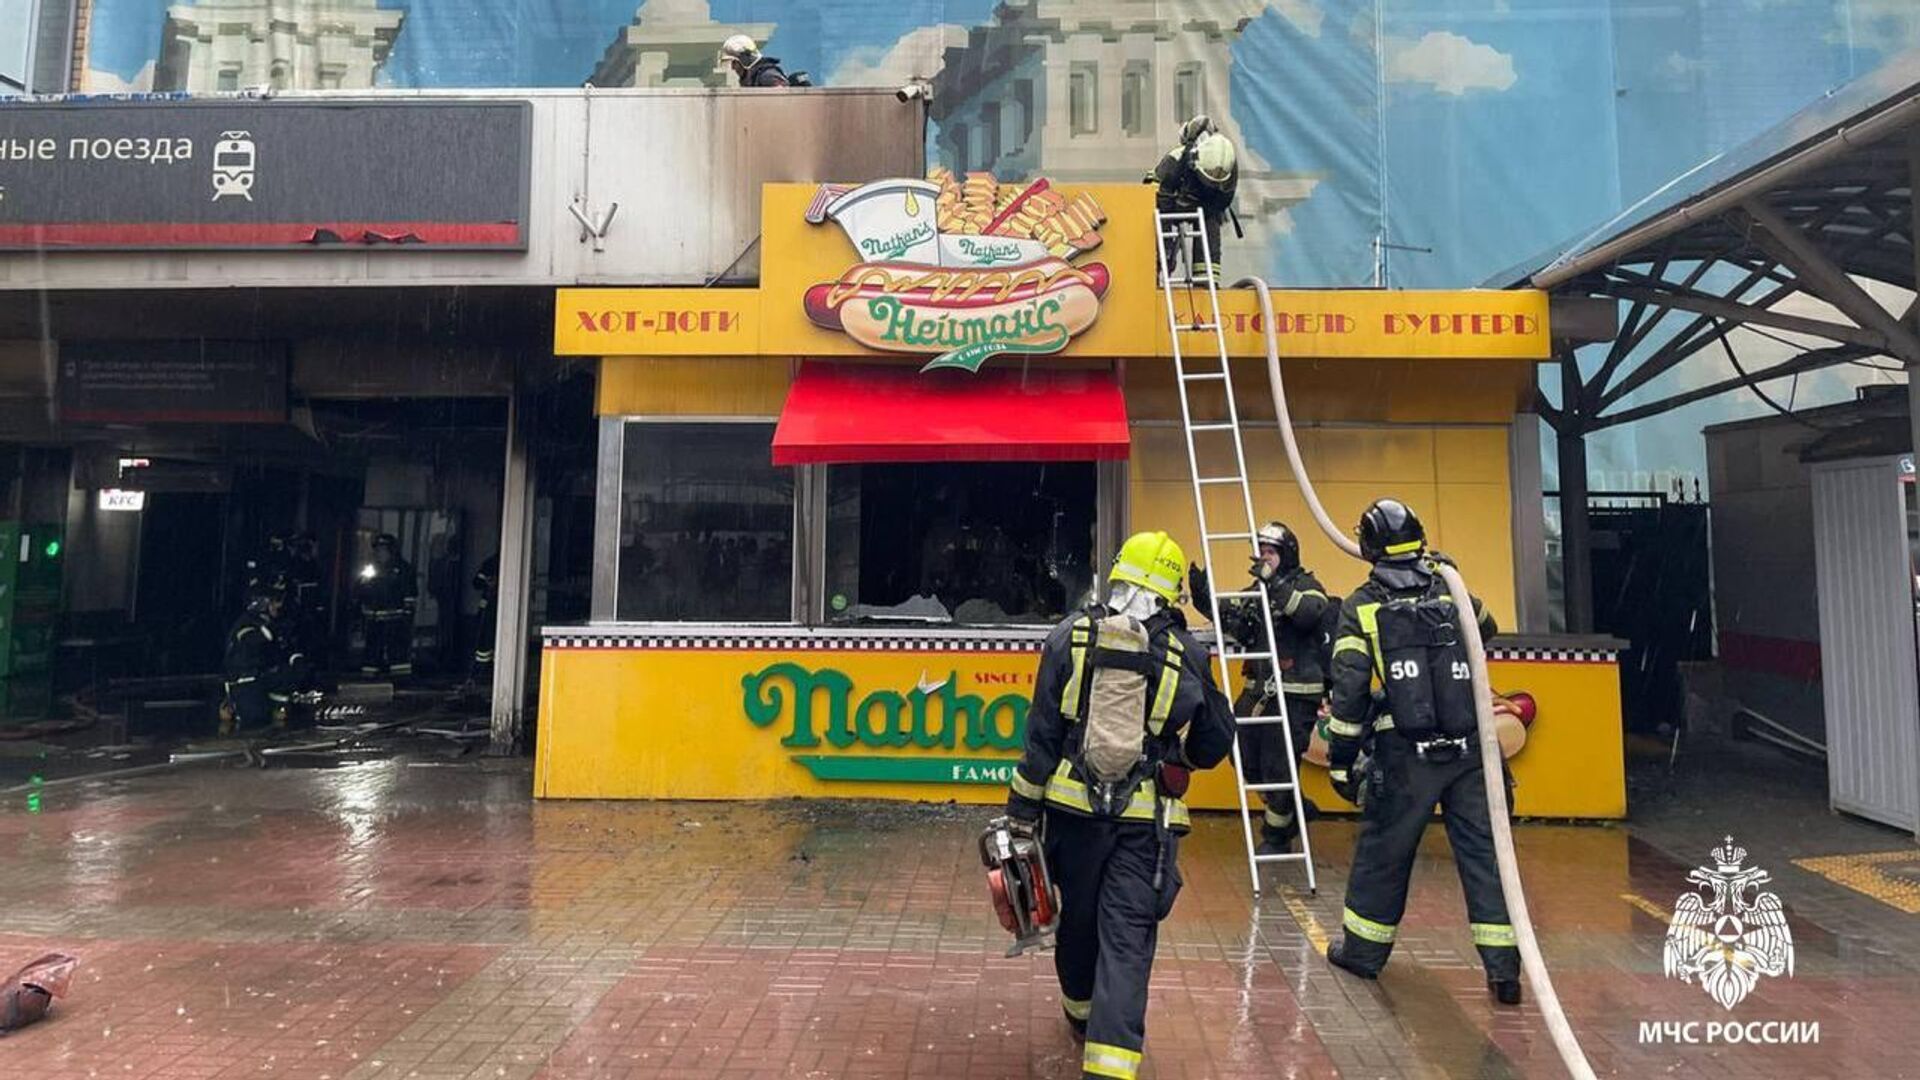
1194;131;1235;186
1109;530;1188;606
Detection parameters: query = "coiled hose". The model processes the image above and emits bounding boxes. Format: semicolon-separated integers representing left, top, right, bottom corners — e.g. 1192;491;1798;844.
1235;276;1597;1080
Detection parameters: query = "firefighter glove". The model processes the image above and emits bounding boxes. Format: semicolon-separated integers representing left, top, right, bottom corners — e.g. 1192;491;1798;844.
1188;564;1213;612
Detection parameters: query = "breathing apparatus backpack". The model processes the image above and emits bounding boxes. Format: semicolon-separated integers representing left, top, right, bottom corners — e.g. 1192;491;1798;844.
1373;583;1477;740
1066;608;1179;816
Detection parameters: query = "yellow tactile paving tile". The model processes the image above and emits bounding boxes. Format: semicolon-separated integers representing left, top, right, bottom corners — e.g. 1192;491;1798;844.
1793;850;1920;914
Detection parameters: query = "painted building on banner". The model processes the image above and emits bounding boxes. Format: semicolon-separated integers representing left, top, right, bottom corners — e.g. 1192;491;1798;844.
589;0;774;89
537;173;1628;821
155;0;406;92
930;0;1317;282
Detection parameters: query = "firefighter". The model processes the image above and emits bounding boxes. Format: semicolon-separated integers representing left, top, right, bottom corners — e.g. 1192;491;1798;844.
1005;530;1235;1080
244;532;291;597
354;533;417;678
221;577;297;735
1187;521;1332;853
285;531;326;670
469;553;500;686
717;34;811;88
1321;498;1521;1006
1147;115;1238;283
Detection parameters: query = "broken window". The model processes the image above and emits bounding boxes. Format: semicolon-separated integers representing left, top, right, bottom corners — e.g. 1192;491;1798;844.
823;462;1096;627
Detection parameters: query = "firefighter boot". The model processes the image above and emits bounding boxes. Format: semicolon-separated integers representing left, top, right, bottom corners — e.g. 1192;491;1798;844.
1326;937;1382;981
1490;977;1522;1006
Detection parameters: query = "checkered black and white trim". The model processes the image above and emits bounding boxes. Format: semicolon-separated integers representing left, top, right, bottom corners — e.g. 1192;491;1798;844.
541;626;1048;653
542;628;1618;663
1486;646;1617;663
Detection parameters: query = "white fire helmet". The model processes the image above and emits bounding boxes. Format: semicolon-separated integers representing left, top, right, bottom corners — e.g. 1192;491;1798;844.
1194;132;1235;186
719;34;759;69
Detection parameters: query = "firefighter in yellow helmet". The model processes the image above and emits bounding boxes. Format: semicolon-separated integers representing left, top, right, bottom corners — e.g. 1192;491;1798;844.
1148;115;1239;283
1005;531;1235;1079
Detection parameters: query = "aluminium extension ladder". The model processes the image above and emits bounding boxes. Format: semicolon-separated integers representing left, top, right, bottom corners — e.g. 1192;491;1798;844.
1154;209;1317;896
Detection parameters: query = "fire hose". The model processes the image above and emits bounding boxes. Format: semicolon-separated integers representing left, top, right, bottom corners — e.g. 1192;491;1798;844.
1236;276;1596;1080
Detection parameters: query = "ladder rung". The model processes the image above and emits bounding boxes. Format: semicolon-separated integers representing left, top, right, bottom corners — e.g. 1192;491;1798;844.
1217;589;1264;599
1189;422;1236;433
1197;476;1243;486
1205;530;1252;540
1234;715;1288;727
1254;852;1310;864
1177;323;1220;332
1245;782;1296;793
1222;651;1270;662
1181;370;1229;382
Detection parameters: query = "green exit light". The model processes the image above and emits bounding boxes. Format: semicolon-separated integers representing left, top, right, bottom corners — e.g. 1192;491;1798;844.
42;540;59;558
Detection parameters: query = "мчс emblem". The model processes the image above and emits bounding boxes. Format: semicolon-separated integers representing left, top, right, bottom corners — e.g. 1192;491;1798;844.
1663;836;1794;1010
803;170;1110;373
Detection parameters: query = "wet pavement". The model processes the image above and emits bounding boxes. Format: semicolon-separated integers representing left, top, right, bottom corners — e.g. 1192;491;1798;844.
0;740;1915;1079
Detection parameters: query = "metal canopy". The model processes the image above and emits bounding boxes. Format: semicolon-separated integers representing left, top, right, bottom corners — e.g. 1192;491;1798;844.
1489;49;1920;436
1488;50;1920;634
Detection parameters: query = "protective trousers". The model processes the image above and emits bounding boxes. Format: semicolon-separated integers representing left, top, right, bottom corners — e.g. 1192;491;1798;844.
1234;688;1320;846
1044;810;1182;1080
1155;189;1223;284
361;612;413;676
1337;734;1519;981
471;602;497;679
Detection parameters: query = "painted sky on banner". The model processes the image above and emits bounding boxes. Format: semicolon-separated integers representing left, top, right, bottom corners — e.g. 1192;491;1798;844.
81;1;1919;482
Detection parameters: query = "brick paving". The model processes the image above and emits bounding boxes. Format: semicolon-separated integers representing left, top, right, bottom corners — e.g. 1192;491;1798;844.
0;749;1914;1078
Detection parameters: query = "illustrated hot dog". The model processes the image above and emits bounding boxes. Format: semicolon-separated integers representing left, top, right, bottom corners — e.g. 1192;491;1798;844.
804;258;1111;331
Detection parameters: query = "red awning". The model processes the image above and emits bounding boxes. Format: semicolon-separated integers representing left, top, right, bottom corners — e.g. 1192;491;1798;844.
771;362;1130;466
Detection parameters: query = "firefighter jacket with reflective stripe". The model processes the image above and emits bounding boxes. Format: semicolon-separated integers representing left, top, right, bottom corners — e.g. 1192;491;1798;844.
223;610;286;680
1217;567;1331;696
1326;558;1495;770
1006;606;1234;833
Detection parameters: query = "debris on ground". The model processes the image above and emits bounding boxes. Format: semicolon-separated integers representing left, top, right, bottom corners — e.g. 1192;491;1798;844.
0;953;78;1036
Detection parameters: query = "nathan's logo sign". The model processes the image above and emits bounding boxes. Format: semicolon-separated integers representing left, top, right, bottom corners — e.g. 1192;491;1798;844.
742;663;1030;784
803;169;1110;373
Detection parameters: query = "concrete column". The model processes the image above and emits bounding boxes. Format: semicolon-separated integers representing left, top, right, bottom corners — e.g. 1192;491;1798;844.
1910;136;1920;548
1509;410;1550;632
590;416;622;622
489;382;535;755
1558;354;1594;633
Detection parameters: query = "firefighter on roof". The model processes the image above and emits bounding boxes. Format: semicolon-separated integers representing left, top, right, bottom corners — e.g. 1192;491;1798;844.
1148;115;1239;283
1005;530;1235;1080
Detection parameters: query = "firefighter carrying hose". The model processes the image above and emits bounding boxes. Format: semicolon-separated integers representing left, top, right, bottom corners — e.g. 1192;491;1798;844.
1187;521;1334;853
1321;498;1522;1006
1005;530;1235;1080
354;533;417;678
1146;115;1238;283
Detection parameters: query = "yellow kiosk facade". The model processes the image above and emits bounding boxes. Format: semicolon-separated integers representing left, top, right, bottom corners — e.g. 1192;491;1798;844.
540;178;1625;819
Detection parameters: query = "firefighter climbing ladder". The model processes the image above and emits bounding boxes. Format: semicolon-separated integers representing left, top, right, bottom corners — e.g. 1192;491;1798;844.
1154;209;1317;896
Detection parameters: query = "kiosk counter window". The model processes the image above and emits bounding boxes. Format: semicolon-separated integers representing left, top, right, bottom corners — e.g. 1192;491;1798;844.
823;461;1098;627
615;421;795;623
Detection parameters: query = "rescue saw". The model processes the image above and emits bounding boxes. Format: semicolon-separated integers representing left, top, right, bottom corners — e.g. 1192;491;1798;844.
979;816;1058;957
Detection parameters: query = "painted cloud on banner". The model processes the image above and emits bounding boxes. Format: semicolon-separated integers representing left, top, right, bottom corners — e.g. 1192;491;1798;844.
1272;0;1327;38
831;24;969;87
83;61;155;95
1386;30;1518;96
